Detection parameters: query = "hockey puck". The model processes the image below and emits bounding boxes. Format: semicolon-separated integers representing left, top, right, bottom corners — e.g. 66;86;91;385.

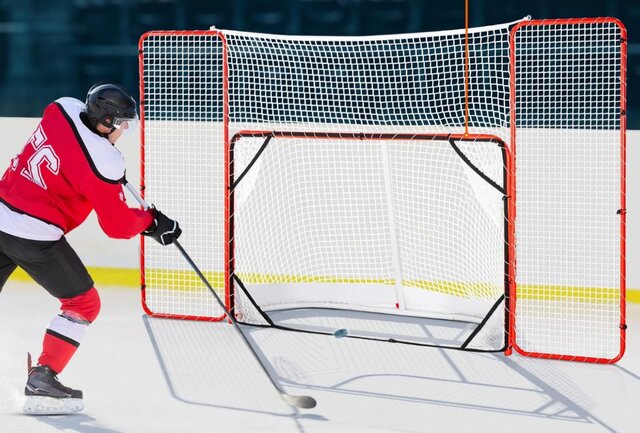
333;328;348;339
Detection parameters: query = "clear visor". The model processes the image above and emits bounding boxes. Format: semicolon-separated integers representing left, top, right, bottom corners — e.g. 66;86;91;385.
112;114;139;135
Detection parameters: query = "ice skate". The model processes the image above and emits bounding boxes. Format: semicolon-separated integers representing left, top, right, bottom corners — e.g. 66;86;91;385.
23;355;83;415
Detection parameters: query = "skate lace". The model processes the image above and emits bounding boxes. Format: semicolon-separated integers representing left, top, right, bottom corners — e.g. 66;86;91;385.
50;373;72;392
33;366;67;391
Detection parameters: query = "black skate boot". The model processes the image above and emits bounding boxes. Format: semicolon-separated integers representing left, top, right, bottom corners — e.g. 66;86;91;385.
23;354;84;415
25;365;83;399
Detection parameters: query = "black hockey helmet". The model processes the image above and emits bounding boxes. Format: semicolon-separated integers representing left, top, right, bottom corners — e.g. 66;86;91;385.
84;84;137;131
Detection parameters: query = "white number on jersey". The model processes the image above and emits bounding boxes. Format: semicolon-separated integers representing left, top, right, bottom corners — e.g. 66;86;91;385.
19;125;61;190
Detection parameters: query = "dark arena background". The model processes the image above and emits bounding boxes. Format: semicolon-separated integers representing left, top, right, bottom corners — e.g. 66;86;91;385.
0;0;637;127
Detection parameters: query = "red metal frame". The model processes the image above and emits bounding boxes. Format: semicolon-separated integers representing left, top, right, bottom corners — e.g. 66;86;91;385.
509;18;627;363
138;30;229;322
226;130;515;349
138;20;627;362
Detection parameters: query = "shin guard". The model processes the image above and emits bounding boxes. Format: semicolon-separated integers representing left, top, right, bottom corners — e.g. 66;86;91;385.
37;287;100;373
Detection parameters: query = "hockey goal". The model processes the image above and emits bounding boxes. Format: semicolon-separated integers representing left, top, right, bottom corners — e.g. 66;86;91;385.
229;130;513;351
138;17;626;361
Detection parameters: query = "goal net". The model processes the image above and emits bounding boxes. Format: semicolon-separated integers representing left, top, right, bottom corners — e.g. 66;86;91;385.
138;17;626;360
230;131;511;351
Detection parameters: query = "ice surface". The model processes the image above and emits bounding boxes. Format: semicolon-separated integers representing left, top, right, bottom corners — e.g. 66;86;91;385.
1;281;638;433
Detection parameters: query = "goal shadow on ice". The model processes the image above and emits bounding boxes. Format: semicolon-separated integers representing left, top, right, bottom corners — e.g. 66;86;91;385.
141;315;637;431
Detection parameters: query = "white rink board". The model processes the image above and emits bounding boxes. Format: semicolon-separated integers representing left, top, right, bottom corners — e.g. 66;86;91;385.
144;119;625;287
0;118;635;292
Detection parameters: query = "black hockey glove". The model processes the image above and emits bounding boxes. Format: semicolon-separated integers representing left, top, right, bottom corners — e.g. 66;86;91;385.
142;208;182;246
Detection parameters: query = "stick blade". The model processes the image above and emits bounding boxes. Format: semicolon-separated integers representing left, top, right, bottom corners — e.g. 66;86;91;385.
282;393;317;409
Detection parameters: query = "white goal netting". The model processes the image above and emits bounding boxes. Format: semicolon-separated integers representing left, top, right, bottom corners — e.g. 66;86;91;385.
139;17;626;361
141;33;226;320
511;19;626;362
231;132;509;350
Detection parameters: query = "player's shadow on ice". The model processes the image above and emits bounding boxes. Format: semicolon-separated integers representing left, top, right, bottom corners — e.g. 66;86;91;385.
31;413;124;433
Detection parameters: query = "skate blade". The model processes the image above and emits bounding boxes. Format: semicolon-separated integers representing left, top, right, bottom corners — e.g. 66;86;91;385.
23;396;84;415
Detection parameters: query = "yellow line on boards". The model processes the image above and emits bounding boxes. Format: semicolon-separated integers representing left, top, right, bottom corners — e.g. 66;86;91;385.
8;267;226;290
517;285;620;302
7;267;640;303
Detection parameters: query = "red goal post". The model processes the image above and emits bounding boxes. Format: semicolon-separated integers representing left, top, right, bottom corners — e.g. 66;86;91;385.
138;29;229;322
508;18;627;363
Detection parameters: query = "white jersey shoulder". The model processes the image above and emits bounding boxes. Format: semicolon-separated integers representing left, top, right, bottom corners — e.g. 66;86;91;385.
56;97;126;182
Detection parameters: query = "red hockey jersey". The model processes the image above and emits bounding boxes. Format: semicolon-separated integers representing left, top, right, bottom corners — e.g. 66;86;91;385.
0;98;153;239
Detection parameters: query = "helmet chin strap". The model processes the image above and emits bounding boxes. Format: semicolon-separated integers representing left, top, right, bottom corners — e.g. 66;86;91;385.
79;111;114;139
98;116;116;138
97;129;113;139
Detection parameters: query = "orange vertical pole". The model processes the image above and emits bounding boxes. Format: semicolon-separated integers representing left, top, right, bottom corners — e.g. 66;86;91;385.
464;0;469;137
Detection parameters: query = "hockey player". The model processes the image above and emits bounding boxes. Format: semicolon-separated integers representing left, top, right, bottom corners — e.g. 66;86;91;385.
0;83;181;414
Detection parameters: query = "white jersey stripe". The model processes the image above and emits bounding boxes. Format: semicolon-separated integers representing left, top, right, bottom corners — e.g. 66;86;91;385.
0;201;63;241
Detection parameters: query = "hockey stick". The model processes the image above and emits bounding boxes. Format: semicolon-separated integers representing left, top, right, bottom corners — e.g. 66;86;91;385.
123;181;317;409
